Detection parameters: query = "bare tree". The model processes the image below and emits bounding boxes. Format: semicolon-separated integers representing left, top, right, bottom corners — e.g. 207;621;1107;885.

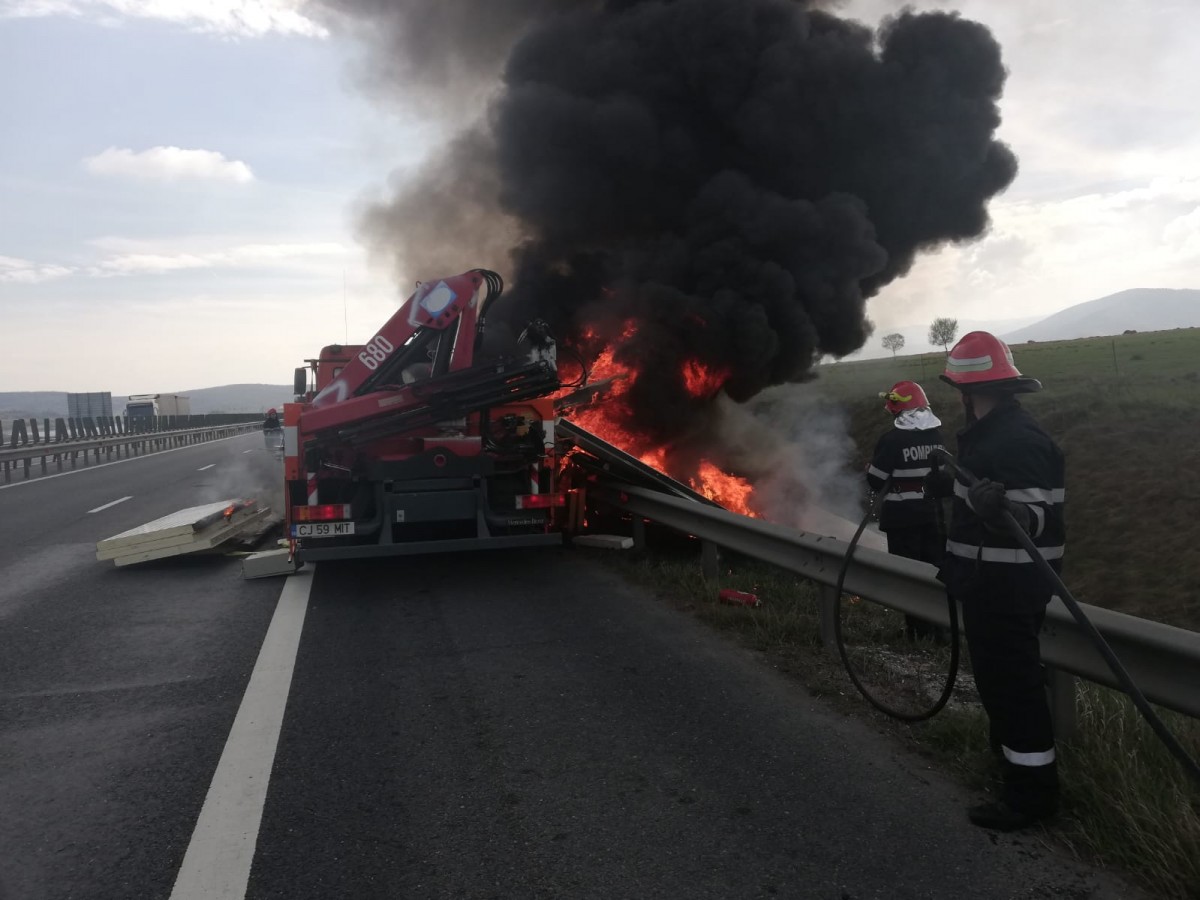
881;333;905;357
928;317;959;353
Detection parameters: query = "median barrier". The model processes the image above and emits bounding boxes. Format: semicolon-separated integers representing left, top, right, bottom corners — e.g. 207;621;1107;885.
0;419;262;484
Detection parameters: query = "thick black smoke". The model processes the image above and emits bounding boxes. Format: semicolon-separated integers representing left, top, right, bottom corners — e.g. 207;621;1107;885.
319;0;1017;447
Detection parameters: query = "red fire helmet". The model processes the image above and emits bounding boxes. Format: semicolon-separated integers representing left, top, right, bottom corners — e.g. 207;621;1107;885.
940;331;1042;393
267;408;277;415
880;381;929;415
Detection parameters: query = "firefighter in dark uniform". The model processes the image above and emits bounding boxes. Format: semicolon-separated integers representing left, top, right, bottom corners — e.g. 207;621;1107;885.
865;381;946;640
936;331;1065;831
262;407;282;454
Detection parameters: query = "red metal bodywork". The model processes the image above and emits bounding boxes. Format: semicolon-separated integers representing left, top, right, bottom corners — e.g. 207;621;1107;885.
282;269;566;562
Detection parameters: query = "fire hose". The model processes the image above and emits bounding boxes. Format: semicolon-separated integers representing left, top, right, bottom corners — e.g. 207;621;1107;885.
834;471;961;722
924;448;1200;784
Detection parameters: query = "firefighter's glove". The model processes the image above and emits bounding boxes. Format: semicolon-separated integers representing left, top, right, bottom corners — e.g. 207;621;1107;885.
923;467;953;500
968;479;1033;535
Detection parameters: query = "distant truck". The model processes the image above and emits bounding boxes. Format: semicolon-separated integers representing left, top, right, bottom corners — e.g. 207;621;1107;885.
125;394;191;418
67;392;114;419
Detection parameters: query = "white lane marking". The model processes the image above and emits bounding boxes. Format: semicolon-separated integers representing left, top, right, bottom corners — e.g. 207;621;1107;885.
198;464;216;471
169;567;314;900
0;433;252;493
88;496;132;514
242;448;256;454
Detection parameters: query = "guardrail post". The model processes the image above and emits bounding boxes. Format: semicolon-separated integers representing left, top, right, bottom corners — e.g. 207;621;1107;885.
701;540;721;580
29;419;40;443
631;516;646;550
818;584;840;649
55;418;67;442
10;419;27;448
1045;666;1077;741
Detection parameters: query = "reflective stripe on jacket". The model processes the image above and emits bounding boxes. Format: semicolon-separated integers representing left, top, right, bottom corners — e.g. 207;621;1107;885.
866;426;944;531
939;398;1066;605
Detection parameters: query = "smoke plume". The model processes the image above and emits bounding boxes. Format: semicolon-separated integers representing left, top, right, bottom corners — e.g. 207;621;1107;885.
318;0;1016;446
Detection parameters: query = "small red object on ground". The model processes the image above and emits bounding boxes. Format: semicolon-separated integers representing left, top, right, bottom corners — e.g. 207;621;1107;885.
718;588;761;608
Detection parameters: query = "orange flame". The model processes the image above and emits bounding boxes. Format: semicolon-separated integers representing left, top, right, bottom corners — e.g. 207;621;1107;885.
223;499;256;519
688;461;756;516
559;333;756;517
682;360;728;399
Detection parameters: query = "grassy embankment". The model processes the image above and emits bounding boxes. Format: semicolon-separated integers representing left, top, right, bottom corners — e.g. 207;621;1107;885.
607;328;1200;898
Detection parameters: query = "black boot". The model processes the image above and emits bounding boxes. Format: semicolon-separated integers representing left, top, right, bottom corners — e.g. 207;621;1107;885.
968;800;1053;832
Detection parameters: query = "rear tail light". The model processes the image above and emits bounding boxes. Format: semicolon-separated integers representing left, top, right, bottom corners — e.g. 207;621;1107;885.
515;493;566;510
292;503;352;522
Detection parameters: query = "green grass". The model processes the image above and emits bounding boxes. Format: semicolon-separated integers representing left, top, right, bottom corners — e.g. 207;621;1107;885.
1058;683;1200;899
604;549;1200;899
819;327;1200;631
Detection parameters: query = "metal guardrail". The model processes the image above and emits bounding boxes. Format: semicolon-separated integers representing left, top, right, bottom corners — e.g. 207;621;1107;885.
0;422;262;483
0;413;260;448
597;483;1200;725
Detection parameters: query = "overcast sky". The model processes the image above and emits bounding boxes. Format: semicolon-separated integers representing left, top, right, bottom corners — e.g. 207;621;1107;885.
1;0;1197;392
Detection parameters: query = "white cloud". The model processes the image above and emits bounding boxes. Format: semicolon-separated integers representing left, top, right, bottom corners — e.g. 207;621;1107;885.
88;240;347;276
0;0;325;38
0;255;73;283
1163;206;1200;258
84;146;255;183
0;240;347;282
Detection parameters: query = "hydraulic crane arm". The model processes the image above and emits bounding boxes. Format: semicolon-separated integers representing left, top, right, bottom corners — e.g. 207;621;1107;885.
298;269;557;446
310;269;502;410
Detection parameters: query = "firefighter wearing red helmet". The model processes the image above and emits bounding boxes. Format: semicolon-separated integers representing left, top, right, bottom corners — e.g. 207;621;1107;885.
263;407;282;432
937;331;1065;832
865;380;946;640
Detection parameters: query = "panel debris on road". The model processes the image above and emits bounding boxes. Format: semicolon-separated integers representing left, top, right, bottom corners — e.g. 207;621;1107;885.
96;499;270;567
572;534;634;550
241;547;301;580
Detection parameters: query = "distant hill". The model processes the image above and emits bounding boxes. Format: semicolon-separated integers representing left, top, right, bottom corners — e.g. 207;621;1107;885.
844;314;1044;360
0;384;292;418
178;384;293;414
0;392;71;419
1002;288;1200;343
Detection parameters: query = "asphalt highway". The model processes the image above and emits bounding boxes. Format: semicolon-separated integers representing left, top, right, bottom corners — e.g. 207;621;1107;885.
0;432;1146;899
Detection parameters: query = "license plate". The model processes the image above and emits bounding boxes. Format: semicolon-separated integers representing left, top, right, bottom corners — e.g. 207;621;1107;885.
292;522;356;538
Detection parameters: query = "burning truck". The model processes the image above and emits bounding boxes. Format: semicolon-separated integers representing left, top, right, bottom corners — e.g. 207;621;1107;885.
287;0;1021;553
281;268;740;563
